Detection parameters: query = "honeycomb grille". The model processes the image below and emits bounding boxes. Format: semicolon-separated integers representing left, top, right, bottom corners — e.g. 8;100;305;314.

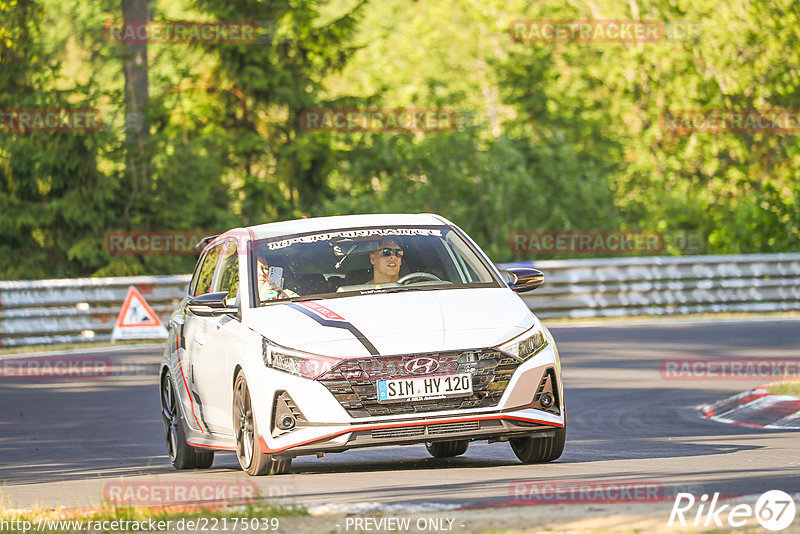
427;421;481;435
371;426;426;439
318;349;519;418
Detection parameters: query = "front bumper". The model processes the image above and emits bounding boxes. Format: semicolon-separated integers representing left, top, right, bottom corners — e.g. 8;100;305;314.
251;340;565;458
258;410;563;458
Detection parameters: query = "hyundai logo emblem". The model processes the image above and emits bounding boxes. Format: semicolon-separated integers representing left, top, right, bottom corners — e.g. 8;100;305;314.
405;357;440;375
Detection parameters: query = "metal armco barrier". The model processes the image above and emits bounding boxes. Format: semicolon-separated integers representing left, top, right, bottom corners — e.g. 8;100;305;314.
0;275;190;347
500;253;800;319
1;253;799;346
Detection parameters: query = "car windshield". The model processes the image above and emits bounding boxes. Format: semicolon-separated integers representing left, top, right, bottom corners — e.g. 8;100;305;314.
253;225;500;305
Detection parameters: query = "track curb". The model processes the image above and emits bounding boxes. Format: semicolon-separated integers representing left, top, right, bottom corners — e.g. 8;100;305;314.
701;383;800;429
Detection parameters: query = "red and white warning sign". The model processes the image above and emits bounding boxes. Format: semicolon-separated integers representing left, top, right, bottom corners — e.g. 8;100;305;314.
111;286;168;342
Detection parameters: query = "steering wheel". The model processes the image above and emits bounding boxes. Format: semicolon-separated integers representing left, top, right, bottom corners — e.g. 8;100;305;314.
397;272;442;285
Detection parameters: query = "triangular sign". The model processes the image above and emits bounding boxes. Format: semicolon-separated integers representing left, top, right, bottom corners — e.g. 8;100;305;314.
111;286;168;342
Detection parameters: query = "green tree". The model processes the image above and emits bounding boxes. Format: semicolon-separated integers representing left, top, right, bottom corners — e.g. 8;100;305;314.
0;0;119;278
191;0;365;223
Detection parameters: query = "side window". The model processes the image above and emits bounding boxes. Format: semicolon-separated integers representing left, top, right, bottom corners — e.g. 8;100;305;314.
216;241;239;300
188;256;204;295
192;244;223;296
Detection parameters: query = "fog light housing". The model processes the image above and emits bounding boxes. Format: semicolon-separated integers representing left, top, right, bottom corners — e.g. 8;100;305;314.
278;414;296;430
272;391;306;437
531;368;560;415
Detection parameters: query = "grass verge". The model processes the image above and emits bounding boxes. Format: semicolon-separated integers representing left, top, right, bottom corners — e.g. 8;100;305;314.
767;381;800;397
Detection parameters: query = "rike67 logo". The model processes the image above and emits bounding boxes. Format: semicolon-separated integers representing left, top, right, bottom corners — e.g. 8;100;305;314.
669;490;796;531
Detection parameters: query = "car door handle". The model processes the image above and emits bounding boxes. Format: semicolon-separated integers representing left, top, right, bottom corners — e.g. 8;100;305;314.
195;335;206;346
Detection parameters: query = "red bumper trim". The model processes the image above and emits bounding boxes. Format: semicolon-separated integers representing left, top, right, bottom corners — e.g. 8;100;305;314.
258;413;562;454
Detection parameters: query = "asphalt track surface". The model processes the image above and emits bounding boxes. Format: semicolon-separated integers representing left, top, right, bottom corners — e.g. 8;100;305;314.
1;318;799;514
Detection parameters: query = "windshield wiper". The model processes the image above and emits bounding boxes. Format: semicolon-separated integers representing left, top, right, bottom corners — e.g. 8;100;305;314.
260;295;325;305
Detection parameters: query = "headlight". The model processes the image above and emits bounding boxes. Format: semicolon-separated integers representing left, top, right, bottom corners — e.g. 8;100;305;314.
497;324;549;361
262;338;342;379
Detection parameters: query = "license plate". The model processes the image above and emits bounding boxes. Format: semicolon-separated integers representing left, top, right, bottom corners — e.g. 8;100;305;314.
377;373;473;402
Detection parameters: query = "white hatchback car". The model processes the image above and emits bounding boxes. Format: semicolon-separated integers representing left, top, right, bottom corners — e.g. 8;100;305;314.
160;213;565;475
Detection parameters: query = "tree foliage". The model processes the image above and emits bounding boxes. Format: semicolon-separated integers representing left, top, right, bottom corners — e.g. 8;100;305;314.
1;0;798;279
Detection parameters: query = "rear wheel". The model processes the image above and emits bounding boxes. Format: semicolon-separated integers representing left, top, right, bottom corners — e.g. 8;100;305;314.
233;371;292;476
160;372;215;469
425;440;469;458
510;427;566;463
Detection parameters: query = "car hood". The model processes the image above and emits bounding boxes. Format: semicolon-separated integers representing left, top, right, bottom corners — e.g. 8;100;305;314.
244;287;535;357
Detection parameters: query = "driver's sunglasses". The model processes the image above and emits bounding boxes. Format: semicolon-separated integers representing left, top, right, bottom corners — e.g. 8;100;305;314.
380;247;404;258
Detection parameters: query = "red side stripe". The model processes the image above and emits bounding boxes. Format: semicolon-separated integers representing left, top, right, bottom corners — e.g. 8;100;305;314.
179;366;203;431
175;334;203;433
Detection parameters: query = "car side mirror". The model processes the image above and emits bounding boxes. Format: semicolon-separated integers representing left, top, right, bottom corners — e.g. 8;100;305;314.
501;267;544;293
188;291;237;316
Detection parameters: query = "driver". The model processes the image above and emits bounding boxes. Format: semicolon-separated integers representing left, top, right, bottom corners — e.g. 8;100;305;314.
369;237;404;284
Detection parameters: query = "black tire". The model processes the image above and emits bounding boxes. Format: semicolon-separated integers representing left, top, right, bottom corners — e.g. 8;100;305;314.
194;450;215;468
425;440;469;458
160;372;215;469
510;427;566;463
233;371;292;476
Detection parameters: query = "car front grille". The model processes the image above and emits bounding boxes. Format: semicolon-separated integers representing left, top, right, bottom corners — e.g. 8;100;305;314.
427;421;481;435
369;421;481;440
370;426;426;439
318;349;520;418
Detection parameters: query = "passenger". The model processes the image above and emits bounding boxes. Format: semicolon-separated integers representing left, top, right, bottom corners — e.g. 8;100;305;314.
369;238;404;284
257;256;298;301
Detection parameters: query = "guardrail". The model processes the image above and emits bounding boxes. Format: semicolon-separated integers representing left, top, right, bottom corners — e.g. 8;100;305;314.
0;275;190;347
500;253;800;319
2;253;799;346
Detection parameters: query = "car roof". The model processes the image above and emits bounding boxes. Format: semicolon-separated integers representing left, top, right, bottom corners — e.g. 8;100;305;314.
219;213;454;242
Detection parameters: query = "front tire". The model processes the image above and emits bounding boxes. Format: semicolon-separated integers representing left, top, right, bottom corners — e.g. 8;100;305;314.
425;440;469;458
510;427;566;463
233;371;292;476
160;372;215;469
